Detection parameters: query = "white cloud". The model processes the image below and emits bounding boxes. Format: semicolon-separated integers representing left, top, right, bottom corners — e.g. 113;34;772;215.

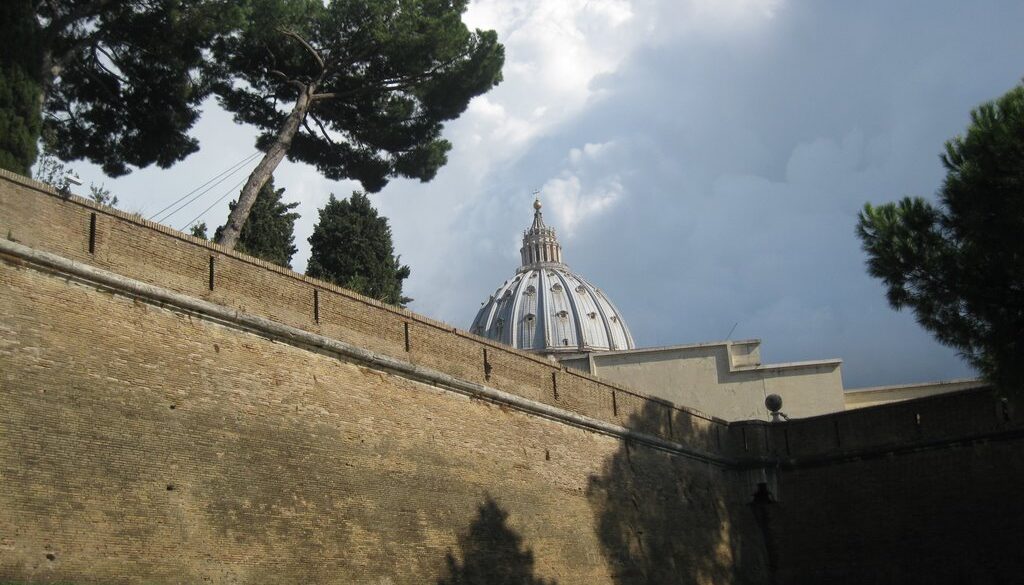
568;141;615;166
542;141;625;237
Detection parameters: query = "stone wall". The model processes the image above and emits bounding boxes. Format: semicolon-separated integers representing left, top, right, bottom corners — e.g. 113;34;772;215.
0;171;766;584
0;169;725;444
2;170;1023;584
734;389;1024;584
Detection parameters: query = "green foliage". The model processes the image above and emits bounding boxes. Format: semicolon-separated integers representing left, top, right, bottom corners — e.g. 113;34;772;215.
857;83;1024;390
1;1;242;177
190;222;209;240
0;0;42;174
32;142;69;187
213;0;504;193
34;134;118;207
214;177;299;267
88;183;118;208
307;192;410;307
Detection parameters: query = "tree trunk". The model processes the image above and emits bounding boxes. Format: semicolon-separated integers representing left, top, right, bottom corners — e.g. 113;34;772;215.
215;85;314;249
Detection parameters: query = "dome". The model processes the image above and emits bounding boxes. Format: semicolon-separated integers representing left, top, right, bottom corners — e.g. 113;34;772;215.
470;198;635;354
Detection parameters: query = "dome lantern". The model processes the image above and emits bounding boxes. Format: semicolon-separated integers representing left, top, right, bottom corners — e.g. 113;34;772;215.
519;196;563;268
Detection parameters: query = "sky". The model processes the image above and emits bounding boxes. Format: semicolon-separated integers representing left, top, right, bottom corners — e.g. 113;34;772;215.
61;0;1024;388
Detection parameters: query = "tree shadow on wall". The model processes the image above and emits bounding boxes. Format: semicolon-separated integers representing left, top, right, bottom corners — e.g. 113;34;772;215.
437;496;557;585
587;400;769;585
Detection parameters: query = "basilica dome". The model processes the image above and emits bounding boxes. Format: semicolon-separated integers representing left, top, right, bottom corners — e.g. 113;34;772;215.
470;198;635;355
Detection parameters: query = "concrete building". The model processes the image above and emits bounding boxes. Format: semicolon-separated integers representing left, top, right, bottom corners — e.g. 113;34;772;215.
560;339;845;421
471;199;982;420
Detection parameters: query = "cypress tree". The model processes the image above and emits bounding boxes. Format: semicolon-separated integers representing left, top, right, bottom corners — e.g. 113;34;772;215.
306;192;411;307
214;177;299;268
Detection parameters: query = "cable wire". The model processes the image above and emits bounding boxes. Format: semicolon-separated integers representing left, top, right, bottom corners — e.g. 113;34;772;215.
148;152;261;223
179;175;250;232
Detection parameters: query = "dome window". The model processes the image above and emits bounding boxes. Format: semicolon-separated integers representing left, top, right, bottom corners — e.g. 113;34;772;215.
529;272;537;279
524;285;536;295
588;311;597;319
524;313;536;322
557;310;569;319
562;338;570;346
576;285;587;293
610;315;619;323
551;283;563;292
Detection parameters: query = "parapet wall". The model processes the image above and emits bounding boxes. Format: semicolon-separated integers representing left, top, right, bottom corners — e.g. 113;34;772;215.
0;169;727;454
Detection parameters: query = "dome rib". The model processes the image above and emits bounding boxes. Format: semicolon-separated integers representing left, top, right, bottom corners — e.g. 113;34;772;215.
551;268;589;350
573;274;615;351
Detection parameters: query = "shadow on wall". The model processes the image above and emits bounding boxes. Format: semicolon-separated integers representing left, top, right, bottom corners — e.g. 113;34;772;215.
438;497;557;585
587;402;770;585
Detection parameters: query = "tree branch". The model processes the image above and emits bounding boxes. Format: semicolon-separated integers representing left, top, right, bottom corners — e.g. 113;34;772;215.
93;44;130;85
309;113;337;145
268;68;306;92
42;0;114;35
277;27;325;72
310;48;471;103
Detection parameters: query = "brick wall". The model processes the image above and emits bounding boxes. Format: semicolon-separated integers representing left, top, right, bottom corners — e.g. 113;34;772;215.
0;236;764;584
0;169;728;452
0;171;764;584
3;170;1023;584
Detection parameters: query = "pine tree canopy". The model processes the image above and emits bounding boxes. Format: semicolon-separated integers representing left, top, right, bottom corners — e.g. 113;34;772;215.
0;0;241;177
306;192;411;307
857;82;1024;391
214;177;299;268
215;0;503;192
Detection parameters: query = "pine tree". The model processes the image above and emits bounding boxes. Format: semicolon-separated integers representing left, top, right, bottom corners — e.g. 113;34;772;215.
214;177;299;268
857;82;1024;391
306;192;411;307
211;0;504;249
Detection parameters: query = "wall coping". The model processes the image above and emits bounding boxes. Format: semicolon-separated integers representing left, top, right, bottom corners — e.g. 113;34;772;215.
589;339;842;373
845;377;986;395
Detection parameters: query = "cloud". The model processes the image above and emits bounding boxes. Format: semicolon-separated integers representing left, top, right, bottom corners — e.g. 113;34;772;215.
541;141;624;237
